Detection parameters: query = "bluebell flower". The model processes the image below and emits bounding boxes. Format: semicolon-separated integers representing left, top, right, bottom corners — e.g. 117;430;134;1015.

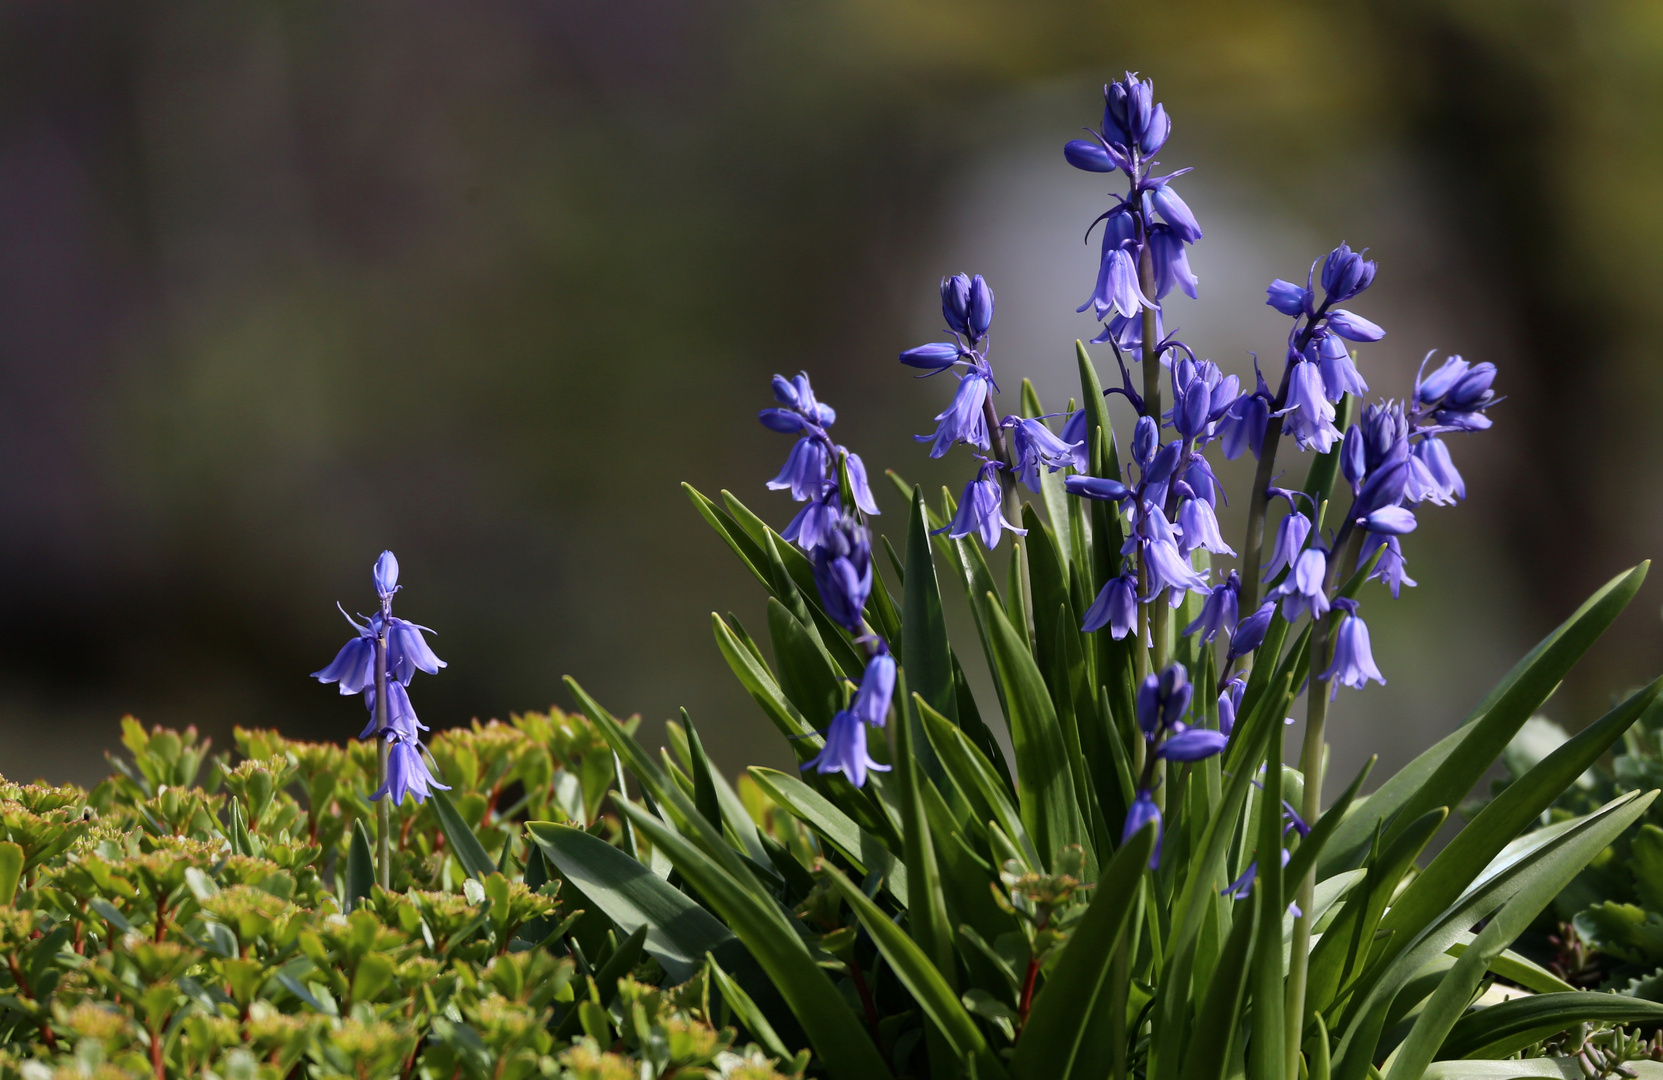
941;460;1026;550
1150;227;1198;300
898;343;963;371
1184;571;1240;642
917;372;991;458
1354;458;1407;520
1064;139;1118;172
1266;279;1311;317
1065;475;1132;502
1137;664;1193;737
1218;674;1246;736
1221;848;1293;903
1147;183;1202;242
1101;74;1159;154
1311;331;1368;402
1414;354;1498;431
812;515;874;633
1158;728;1228;762
1271;546;1330;623
313;631;376;695
374;550;399;600
803;709;890;788
1361;505;1417;536
1004;415;1086;494
850;650;896;728
1341;425;1366;494
1414;353;1469;405
315;611;444;693
783;482;840;551
1264;510;1312;579
941;274;972;337
373;734;451;805
385;616;445;686
1319;243;1377;303
1321;599;1385;696
360;681;426;741
772;373;836;426
1122;788;1163;868
1280;361;1341;452
1082;571;1138;638
1325;309;1385;342
1080;210;1151;321
1134;504;1208;603
1176;490;1235;557
1406;436;1464;505
1229;602;1276;661
841;449;880;516
767;436;828;502
1359;534;1416;598
1219;384;1270;461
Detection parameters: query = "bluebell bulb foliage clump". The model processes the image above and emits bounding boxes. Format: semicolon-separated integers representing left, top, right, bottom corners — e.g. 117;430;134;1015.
313;550;450;805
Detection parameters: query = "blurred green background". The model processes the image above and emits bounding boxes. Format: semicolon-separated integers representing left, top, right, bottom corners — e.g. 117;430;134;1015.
0;0;1658;792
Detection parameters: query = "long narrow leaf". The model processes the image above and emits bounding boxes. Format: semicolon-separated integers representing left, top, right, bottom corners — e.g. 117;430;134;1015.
431;790;496;880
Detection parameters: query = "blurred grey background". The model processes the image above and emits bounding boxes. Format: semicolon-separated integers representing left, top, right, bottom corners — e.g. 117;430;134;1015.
0;0;1655;793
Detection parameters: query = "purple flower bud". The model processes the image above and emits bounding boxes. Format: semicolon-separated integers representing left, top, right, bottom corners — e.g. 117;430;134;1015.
1271;547;1330;623
916;372;991;459
813;515;874;632
899;343;963;371
1264;511;1311;579
938;460;1026;551
1415;353;1469;404
1325;309;1385;342
1266;279;1310;317
940;274;972;337
1183;571;1240;642
758;408;808;433
1174;374;1213;441
1064;139;1118;172
1448;362;1497;408
1149;184;1202;242
1132;415;1159;468
373;734;451;805
1355;459;1407;519
1145;440;1184;487
1229;602;1276;661
1122;789;1163;868
968;274;995;339
767;437;828;502
1362;402;1409;473
1137;664;1194;737
1218;675;1246;736
1158;729;1228;762
1362;506;1417;535
803;709;890;789
1341;425;1366;493
1320;599;1385;697
1319;243;1377;303
851;651;896;728
1219;392;1269;461
772;374;801;407
1082;572;1138;638
374;551;400;600
1065;475;1131;501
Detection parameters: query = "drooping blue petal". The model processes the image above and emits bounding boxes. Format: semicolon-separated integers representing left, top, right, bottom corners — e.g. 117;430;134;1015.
1183;572;1240;643
802;710;890;789
1122;789;1163;868
1362;506;1417;535
1149;183;1202;242
1228;602;1276;661
767;437;828;501
940;461;1026;550
850;652;896;728
372;735;451;805
1264;511;1311;579
1321;602;1386;697
916;372;990;458
313;635;376;695
758;408;808;433
842;450;881;516
1326;309;1385;342
1271;547;1330;623
1280;361;1340;452
1177;496;1235;557
387;618;446;686
1082;572;1137;638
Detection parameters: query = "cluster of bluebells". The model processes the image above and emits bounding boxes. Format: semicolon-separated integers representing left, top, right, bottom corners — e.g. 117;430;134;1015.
1120;664;1229;866
313;551;450;804
760;375;896;789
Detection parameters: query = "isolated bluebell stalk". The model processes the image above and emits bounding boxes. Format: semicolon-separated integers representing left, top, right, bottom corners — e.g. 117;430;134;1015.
312;550;449;886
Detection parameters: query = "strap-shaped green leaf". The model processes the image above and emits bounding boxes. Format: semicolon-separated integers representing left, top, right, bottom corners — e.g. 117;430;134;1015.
1384;789;1659;1080
1320;562;1649;877
1010;821;1154;1080
1376;676;1663;965
904;488;957;763
684;483;770;589
1180;886;1259;1080
895;676;956;995
684;717;769;867
1282;755;1376;889
616;799;891;1080
430;789;498;881
984;595;1091;875
713;613;817;748
345;820;374;912
555;924;647;1038
918;695;1039;868
708;952;809;1073
1436;992;1663;1061
747;767;908;906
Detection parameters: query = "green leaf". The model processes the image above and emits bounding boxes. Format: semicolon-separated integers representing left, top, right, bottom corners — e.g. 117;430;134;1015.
1385;792;1659;1080
984;596;1091;874
894;672;956;996
709;952;809;1073
1249;705;1288;1080
1010;820;1154;1080
918;697;1039;868
821;862;1005;1076
345;820;374;913
904;488;957;754
1320;563;1650;877
1282;756;1375;890
767;597;845;735
1333;791;1656;1080
685;716;769;867
747;767;908;906
527;821;739;983
1436;992;1663;1061
556;925;648;1038
1632;824;1663;912
431;789;496;881
1180;887;1259;1080
615;799;891;1080
1574;901;1663;964
1444;936;1575;995
684;483;771;589
0;841;21;907
714;613;817;748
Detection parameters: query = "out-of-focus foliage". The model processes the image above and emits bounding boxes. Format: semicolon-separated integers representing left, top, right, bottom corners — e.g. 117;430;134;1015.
0;715;799;1079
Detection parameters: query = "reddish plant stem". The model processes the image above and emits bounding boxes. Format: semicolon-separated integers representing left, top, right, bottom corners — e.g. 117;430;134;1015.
7;955;56;1051
848;956;881;1043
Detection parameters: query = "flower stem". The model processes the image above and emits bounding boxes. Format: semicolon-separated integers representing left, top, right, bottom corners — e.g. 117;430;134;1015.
373;631;391;891
1283;525;1363;1074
